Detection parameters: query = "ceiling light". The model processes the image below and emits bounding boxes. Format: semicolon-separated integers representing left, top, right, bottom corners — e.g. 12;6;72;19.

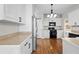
47;14;50;17
54;13;57;18
47;4;57;18
50;14;53;18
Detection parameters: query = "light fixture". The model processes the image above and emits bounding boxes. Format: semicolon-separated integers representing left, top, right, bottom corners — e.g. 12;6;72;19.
47;14;50;17
47;4;57;18
54;13;57;18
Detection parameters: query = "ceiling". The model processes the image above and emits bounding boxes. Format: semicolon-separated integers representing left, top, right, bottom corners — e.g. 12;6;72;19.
33;4;79;15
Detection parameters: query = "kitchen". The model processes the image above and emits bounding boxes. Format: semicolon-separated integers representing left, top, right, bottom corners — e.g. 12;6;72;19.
0;4;33;54
0;4;79;54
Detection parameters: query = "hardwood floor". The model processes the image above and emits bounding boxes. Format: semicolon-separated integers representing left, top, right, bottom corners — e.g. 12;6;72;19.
32;38;62;54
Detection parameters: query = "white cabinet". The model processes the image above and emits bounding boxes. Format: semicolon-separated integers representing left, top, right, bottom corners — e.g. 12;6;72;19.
63;39;79;54
0;35;32;54
57;30;63;38
27;37;32;54
4;4;18;22
20;39;29;54
0;45;21;54
20;36;32;54
50;18;62;26
0;4;26;24
43;30;49;38
0;5;4;19
15;4;26;24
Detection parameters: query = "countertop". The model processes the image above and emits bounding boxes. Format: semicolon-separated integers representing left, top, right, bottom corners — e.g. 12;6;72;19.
62;37;79;47
0;32;32;45
70;30;79;35
43;26;63;30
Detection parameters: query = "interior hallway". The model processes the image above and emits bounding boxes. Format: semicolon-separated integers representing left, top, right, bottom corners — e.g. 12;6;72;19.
32;38;62;54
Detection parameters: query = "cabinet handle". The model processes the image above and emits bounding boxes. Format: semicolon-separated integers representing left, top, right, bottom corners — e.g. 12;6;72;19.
28;43;30;49
19;17;22;22
24;42;28;46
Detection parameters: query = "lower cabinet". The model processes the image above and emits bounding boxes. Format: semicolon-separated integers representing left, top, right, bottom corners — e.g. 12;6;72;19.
27;37;32;54
57;30;63;38
0;36;32;54
43;30;49;38
20;36;32;54
63;40;79;54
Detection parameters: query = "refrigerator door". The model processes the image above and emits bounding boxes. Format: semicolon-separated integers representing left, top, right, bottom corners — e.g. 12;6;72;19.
32;16;37;50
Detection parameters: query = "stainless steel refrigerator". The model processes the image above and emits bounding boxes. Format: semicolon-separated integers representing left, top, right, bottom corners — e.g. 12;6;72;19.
32;16;37;50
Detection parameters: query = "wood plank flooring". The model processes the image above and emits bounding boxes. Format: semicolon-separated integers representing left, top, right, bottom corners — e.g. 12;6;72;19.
32;38;62;54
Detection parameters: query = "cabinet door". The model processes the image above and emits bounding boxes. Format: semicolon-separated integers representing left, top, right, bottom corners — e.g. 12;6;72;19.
57;30;63;38
4;4;26;24
21;37;32;54
17;4;26;24
27;37;32;54
0;4;4;19
43;30;49;38
4;4;18;22
21;40;29;54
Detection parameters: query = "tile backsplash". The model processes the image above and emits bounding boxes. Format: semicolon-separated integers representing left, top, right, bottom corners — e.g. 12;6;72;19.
0;23;19;36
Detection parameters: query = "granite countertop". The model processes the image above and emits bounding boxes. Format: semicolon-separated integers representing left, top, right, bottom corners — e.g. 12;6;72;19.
0;32;32;45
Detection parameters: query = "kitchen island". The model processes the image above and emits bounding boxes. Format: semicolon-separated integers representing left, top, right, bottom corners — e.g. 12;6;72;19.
62;37;79;54
0;32;32;54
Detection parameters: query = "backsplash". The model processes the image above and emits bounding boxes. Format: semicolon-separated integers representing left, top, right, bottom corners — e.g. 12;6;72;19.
0;23;19;36
71;26;79;32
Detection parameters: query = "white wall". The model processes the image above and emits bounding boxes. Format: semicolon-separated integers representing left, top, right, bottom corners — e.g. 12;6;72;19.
25;4;32;32
19;4;33;32
0;23;18;36
68;8;79;25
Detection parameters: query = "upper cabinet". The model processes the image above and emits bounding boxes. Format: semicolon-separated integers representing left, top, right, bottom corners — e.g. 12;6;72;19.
0;4;26;25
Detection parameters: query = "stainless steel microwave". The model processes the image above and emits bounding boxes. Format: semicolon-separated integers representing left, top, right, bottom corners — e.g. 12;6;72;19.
49;22;56;26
